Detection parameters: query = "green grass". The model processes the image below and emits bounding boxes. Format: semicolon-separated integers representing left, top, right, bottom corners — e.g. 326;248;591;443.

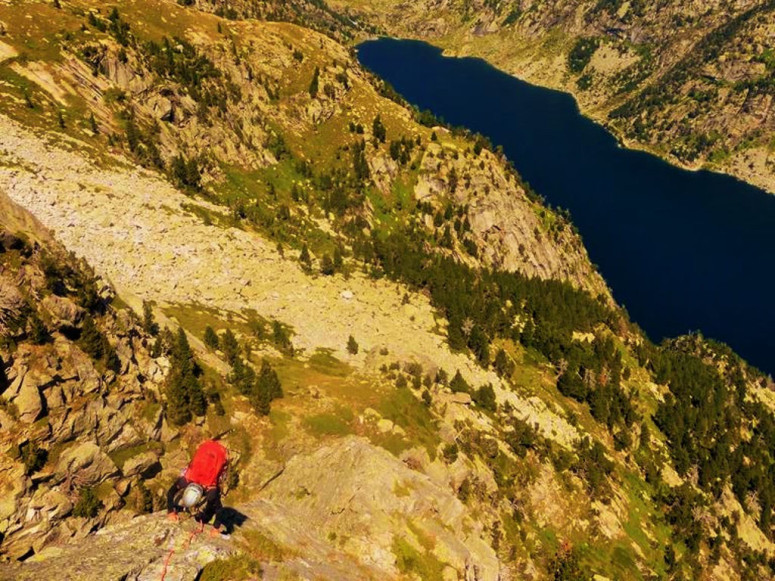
239;529;288;562
303;408;354;437
392;536;446;581
375;387;439;459
307;349;351;377
199;554;262;581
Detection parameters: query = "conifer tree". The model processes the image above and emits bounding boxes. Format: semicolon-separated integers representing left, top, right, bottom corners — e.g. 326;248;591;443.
229;356;256;395
221;329;239;363
204;326;220;349
320;254;335;276
142;300;159;336
165;370;191;425
347;335;359;355
493;348;512;377
166;327;206;422
308;66;320;98
299;244;312;270
257;359;283;401
333;245;343;271
252;359;282;416
79;315;106;360
372;115;386;143
450;370;470;394
186;373;207;417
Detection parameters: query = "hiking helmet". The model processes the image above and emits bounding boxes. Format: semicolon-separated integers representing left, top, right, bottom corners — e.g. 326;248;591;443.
179;483;204;509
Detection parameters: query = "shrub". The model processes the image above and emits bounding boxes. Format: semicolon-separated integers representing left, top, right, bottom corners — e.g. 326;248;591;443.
567;37;600;74
20;442;47;475
347;335;359;355
73;487;103;518
442;443;458;464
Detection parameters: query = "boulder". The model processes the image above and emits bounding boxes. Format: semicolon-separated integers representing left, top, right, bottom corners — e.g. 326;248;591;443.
121;451;160;479
40;295;84;328
450;392;472;405
0;274;25;337
11;374;43;424
55;441;118;487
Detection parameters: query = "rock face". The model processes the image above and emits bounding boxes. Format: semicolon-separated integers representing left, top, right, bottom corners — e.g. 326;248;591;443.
0;213;171;560
3;438;500;581
0;513;233;581
257;436;500;580
0;274;25;337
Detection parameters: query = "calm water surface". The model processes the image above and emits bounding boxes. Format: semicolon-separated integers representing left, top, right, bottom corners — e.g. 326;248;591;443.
358;38;775;374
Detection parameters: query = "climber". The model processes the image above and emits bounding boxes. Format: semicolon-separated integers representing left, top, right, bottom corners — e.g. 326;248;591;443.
166;439;229;536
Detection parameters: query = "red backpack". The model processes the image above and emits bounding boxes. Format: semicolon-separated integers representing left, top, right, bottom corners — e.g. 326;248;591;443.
185;440;228;488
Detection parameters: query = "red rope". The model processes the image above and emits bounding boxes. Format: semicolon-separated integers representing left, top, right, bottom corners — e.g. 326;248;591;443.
159;519;205;581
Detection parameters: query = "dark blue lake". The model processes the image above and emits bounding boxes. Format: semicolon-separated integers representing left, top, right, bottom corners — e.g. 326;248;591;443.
358;38;775;375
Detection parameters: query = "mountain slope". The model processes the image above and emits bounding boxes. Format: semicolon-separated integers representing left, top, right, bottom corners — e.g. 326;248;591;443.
1;2;775;581
333;0;775;194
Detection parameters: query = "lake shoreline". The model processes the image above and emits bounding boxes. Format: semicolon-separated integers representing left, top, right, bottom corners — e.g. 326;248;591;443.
357;34;775;197
357;37;775;375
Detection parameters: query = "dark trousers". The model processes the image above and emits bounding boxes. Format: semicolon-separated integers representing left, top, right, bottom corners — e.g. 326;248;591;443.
166;476;222;526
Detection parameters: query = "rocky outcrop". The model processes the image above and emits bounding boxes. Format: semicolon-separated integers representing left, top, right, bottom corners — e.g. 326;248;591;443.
3;437;501;580
0;274;25;337
0;213;172;561
0;513;233;581
258;436;500;580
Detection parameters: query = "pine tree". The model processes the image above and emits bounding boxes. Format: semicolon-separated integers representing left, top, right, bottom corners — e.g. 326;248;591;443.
347;335;359;355
257;359;283;401
229;356;255;395
166;369;191;425
450;370;470;394
473;384;497;412
333;245;343;271
0;356;7;392
308;66;320;98
320;254;335;276
372;115;386;143
185;158;201;190
89;112;99;134
57;110;65;129
299;244;312;270
272;320;292;354
79;315;106;360
166;327;206;421
142;301;159;336
493;349;512;377
151;335;163;358
252;359;282;416
125;113;139;153
221;329;239;364
204;326;220;349
187;373;207;417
